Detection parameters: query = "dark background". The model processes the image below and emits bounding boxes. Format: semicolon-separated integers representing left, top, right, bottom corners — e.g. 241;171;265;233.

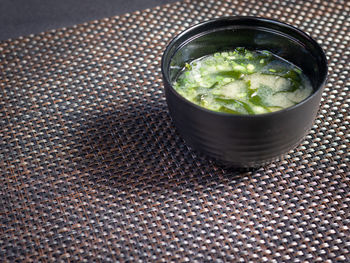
0;0;179;41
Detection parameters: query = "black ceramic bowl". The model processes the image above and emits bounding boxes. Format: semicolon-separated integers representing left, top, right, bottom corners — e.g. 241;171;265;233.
161;16;327;168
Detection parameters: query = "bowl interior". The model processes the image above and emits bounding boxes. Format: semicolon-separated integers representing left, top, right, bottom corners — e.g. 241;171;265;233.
164;17;327;93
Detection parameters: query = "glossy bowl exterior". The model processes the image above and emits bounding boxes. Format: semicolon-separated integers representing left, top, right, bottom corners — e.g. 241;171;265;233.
161;16;327;168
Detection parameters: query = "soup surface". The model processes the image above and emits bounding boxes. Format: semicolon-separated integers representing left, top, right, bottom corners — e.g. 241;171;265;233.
173;48;313;115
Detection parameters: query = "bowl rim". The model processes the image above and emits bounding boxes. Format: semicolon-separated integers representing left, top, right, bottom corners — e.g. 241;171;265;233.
161;16;328;118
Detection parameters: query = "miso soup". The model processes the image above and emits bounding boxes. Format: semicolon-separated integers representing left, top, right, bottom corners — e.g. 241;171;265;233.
173;48;313;115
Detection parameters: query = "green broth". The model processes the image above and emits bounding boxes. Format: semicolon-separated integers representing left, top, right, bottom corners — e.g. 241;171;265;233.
173;48;313;115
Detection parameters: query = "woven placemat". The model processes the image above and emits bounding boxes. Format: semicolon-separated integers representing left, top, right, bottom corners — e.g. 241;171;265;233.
1;0;349;262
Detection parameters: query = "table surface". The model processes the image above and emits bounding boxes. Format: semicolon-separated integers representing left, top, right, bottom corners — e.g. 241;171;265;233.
1;0;349;262
0;0;178;41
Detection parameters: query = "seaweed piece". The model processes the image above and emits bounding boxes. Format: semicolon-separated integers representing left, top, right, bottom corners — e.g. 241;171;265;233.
215;70;243;79
247;85;274;112
214;96;255;114
193;93;208;106
280;70;302;93
208;81;219;89
249;93;269;109
219;106;243;115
